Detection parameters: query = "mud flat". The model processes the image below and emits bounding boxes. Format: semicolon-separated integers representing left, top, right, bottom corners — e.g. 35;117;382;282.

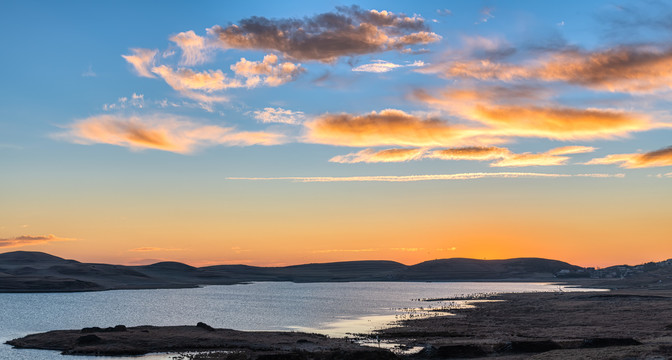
377;281;672;359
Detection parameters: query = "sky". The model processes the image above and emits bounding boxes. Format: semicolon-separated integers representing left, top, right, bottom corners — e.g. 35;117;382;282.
1;0;671;268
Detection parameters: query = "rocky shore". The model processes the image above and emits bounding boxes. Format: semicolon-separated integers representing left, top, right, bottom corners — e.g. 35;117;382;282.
6;324;394;359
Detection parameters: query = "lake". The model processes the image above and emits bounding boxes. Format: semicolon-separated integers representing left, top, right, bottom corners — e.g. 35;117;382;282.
0;281;601;359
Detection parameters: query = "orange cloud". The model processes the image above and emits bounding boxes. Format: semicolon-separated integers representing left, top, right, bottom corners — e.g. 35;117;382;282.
230;54;304;87
490;153;569;167
416;89;653;141
420;45;672;93
121;48;158;78
152;65;239;92
0;234;71;248
546;146;596;155
305;109;489;147
428;146;510;161
58;114;285;154
207;6;440;62
536;46;672;92
329;148;426;163
149;56;302;103
473;104;650;140
585;146;672;168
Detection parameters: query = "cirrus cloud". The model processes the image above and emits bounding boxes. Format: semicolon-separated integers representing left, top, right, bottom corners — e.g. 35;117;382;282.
330;148;426;163
331;145;596;167
228;172;624;182
121;48;158;78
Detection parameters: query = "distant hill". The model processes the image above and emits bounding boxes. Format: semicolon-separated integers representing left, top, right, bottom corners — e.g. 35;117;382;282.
0;251;583;293
401;258;582;280
0;251;78;264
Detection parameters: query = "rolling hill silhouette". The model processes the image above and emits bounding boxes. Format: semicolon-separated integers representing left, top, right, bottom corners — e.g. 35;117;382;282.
0;251;582;292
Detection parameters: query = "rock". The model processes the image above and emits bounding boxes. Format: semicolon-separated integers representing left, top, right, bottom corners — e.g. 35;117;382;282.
497;340;561;353
434;344;488;358
81;325;126;333
76;334;102;345
81;327;103;333
581;337;642;348
196;322;215;331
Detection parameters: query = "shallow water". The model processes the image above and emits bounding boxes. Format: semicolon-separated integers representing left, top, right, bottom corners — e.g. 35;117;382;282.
0;281;601;359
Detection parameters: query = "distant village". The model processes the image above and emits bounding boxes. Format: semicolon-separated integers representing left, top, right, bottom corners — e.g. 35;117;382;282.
556;259;672;279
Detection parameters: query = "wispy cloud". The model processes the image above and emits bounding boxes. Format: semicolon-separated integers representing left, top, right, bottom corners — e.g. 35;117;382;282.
330;148;426;163
428;146;511;161
207;6;440;63
0;234;72;248
312;248;377;253
129;247;184;252
56;114;285;154
476;7;495;24
585;145;672;168
420;44;672;93
103;93;144;111
122;48;158;78
228;172;623;182
352;60;424;73
81;65;96;77
252;107;305;125
331;145;596;167
489;146;596;167
170;30;213;66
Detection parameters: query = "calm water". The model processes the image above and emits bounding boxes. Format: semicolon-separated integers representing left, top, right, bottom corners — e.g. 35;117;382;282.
0;282;601;359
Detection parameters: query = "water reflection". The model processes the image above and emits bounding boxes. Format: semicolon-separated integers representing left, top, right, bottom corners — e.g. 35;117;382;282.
0;282;605;359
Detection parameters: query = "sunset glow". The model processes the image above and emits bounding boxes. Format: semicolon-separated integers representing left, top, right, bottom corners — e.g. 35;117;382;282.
1;0;671;268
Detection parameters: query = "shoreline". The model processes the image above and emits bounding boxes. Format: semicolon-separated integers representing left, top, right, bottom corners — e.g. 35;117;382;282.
6;278;672;358
373;278;672;358
0;278;578;294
